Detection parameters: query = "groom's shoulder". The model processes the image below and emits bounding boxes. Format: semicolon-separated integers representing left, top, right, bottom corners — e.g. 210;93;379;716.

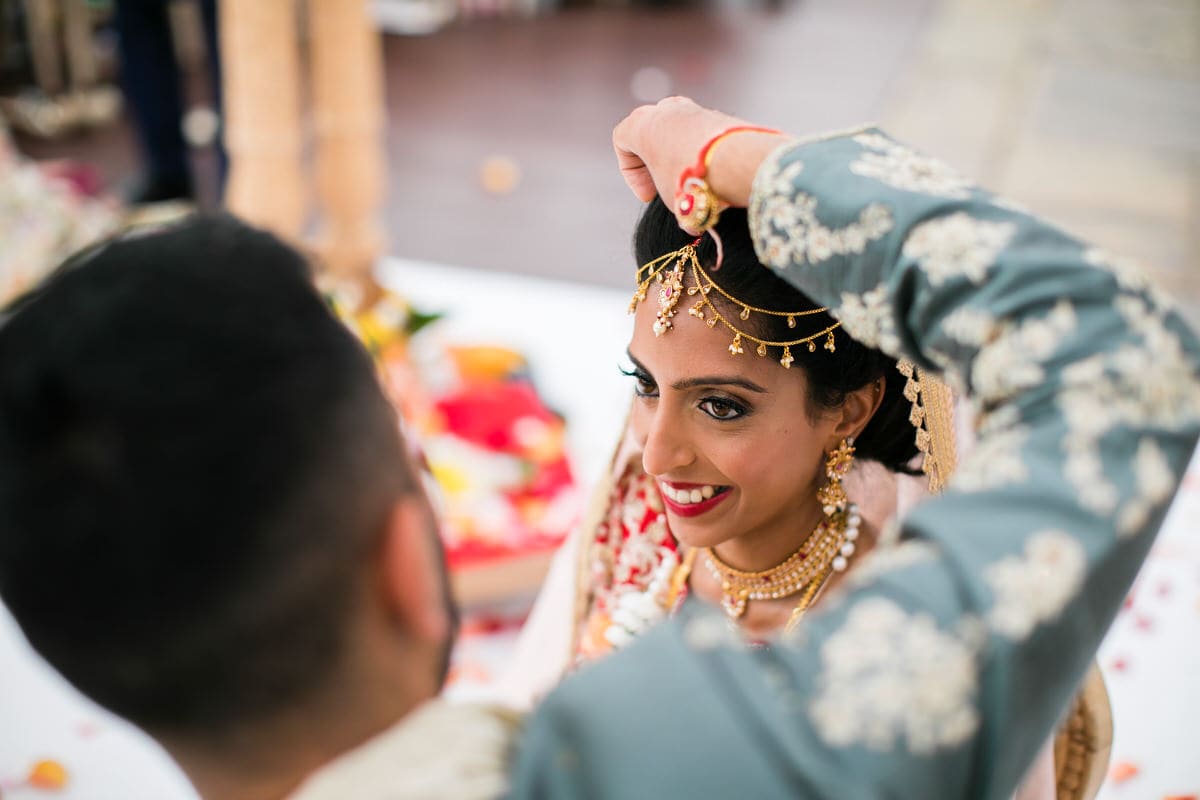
508;608;783;798
550;603;752;714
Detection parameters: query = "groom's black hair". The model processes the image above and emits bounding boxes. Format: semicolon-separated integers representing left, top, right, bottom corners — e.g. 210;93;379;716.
635;197;920;474
0;215;419;735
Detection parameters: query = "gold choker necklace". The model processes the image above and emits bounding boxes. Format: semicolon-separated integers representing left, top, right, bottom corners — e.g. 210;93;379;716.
702;505;860;620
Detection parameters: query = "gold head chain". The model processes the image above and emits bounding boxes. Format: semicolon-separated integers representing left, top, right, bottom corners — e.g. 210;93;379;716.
630;244;842;369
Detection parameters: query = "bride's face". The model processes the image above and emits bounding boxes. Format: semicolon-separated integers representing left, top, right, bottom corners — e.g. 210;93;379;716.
626;292;842;551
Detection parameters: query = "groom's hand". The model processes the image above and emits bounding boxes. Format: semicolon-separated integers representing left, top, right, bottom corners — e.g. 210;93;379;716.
612;97;791;231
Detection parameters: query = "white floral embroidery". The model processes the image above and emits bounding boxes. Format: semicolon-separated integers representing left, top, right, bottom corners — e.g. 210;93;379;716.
852;132;896;152
902;213;1016;287
1058;362;1121;515
750;147;894;270
1116;438;1178;538
807;226;835;262
975;403;1020;437
755;154;807;205
972;300;1076;405
682;612;739;651
953;425;1031;492
986;531;1087;639
859;203;895;239
1060;415;1119;514
841;224;868;254
850;134;974;199
1084;247;1172;310
1057;295;1200;526
844;541;940;590
835;285;901;356
756;194;895;270
941;306;998;348
810;598;979;754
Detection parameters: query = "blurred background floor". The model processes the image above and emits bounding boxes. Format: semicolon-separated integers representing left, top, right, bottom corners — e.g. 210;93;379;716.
12;0;1199;325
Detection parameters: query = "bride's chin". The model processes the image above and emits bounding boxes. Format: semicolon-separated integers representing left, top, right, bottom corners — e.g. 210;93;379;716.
667;518;733;550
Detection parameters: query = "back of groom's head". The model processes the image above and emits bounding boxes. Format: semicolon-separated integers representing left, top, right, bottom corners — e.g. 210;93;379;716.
0;215;433;743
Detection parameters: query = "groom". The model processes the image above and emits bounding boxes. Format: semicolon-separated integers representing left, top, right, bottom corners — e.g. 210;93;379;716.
0;216;515;800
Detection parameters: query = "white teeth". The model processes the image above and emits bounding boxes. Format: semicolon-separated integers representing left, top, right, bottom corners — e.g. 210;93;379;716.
660;483;724;505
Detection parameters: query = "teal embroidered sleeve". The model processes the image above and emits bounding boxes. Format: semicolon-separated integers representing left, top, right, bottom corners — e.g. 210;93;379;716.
744;129;1200;796
508;131;1199;800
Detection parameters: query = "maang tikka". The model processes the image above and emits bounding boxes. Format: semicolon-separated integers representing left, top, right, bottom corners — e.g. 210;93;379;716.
630;243;842;369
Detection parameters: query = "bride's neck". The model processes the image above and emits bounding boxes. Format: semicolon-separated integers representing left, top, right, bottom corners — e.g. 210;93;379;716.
709;501;827;572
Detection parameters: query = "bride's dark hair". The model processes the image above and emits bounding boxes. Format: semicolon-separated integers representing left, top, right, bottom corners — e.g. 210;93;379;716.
634;197;920;474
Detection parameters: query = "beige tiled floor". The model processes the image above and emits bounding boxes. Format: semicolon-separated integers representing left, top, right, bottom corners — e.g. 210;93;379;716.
883;0;1200;328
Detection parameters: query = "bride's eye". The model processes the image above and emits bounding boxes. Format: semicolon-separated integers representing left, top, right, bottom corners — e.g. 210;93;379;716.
619;365;658;398
699;397;746;420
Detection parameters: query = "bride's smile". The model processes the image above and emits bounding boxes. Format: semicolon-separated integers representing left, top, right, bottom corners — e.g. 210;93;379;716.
623;272;877;571
657;480;732;516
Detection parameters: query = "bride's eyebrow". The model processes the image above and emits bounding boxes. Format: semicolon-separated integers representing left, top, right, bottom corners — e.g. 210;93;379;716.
674;375;767;394
625;351;654;378
625;350;766;394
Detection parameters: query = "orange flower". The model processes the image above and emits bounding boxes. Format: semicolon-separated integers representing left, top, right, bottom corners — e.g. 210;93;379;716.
1108;761;1139;783
27;759;69;790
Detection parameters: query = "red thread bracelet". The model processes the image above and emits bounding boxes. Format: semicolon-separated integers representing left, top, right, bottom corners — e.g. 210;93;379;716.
675;125;780;228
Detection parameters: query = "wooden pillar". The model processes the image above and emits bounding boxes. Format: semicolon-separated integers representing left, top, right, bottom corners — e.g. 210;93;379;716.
63;0;98;89
308;0;387;284
23;0;65;95
219;0;306;242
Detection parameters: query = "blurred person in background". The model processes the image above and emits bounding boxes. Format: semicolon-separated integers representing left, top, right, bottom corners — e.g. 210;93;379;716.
114;0;223;203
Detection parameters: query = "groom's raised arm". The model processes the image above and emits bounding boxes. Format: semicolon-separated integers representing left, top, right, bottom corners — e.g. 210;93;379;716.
740;128;1199;796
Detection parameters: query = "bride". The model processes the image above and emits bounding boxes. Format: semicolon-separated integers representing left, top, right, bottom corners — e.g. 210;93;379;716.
500;197;1082;800
579;196;922;652
501;195;935;681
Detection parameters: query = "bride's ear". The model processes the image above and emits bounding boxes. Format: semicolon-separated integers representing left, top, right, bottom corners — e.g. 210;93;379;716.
833;376;886;442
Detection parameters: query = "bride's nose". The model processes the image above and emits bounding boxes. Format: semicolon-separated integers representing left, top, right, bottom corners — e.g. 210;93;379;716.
638;405;694;477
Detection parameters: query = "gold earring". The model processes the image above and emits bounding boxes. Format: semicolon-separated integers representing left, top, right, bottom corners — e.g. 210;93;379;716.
816;436;856;515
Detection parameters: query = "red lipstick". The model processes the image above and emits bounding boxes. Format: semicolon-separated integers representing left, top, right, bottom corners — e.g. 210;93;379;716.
659;484;732;518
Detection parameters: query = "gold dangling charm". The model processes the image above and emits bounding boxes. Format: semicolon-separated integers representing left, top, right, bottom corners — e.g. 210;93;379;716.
816;436;856;515
653;259;685;337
